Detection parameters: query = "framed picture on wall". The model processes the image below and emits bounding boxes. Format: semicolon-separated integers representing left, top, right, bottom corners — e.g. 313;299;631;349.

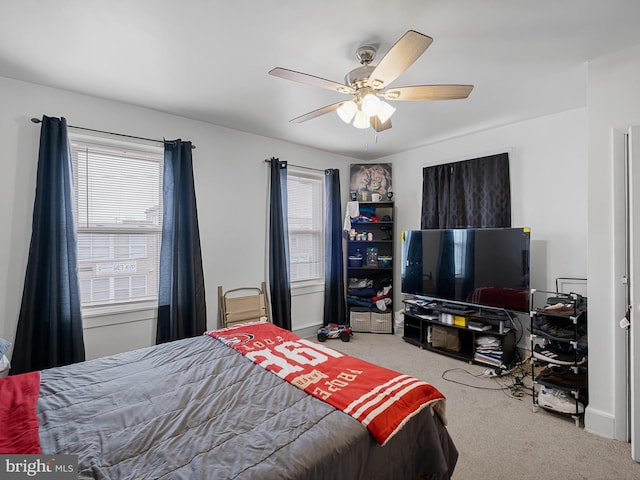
349;163;393;202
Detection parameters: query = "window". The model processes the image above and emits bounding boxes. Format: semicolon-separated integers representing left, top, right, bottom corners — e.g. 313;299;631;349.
69;132;164;315
287;169;324;283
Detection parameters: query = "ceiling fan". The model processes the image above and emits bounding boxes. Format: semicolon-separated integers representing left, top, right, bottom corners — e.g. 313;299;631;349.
269;30;473;132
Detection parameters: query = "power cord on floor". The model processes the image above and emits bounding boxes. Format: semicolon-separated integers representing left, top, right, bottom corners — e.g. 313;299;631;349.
441;361;532;400
441;368;513;391
503;357;534;400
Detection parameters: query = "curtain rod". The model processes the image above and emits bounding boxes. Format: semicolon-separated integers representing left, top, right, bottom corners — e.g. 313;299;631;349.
264;158;326;173
30;117;196;149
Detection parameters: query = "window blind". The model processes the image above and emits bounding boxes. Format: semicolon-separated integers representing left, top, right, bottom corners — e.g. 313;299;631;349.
287;170;324;283
69;134;164;315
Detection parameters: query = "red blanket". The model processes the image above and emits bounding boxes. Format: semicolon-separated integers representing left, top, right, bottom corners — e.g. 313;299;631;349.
0;371;41;454
207;322;446;445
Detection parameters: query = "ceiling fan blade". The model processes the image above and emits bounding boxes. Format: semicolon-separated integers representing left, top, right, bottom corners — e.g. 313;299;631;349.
382;84;474;101
370;117;392;132
366;30;433;89
290;101;346;123
269;67;355;94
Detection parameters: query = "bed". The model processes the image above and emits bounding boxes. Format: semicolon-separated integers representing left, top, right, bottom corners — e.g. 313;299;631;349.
2;322;457;479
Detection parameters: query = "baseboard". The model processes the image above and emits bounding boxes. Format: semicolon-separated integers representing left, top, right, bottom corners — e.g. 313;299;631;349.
294;324;322;339
584;406;616;439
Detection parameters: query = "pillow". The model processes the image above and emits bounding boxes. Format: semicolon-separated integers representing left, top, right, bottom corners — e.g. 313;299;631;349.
0;338;10;357
0;355;9;373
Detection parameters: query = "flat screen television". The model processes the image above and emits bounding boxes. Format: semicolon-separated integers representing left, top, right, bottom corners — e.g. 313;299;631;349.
401;228;531;313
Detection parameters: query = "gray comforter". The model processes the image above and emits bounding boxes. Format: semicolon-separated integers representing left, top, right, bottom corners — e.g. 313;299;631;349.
37;335;457;479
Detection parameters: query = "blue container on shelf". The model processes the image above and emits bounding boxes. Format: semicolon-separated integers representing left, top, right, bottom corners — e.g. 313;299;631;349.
348;255;363;267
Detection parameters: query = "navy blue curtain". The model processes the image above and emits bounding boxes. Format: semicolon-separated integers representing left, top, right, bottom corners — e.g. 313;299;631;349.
268;158;292;330
12;116;85;374
156;140;207;344
323;169;346;326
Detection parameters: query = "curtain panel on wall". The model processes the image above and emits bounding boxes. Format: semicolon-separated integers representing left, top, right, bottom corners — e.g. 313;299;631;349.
323;169;346;326
156;140;207;344
421;152;511;229
12;115;85;374
268;158;292;330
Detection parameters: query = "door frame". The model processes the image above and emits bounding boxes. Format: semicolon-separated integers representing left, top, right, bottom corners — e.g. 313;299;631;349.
628;126;640;461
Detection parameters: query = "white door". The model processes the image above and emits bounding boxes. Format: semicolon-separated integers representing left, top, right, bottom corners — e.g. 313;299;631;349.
629;126;640;462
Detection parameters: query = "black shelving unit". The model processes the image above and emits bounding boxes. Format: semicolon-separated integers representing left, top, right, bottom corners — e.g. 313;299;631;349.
346;201;394;334
529;289;588;427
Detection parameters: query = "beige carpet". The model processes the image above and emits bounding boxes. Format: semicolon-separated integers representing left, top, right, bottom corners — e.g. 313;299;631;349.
318;331;639;480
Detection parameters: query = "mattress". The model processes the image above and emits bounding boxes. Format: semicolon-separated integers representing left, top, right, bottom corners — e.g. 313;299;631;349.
31;330;457;479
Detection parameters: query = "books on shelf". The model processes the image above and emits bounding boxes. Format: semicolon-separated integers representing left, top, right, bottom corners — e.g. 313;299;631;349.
475;347;504;356
474;352;505;367
474;335;505;366
467;321;491;331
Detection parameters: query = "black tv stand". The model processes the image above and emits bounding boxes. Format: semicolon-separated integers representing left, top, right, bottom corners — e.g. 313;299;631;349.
402;296;517;367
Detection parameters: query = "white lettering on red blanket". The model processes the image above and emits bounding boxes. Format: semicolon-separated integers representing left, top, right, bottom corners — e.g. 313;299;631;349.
206;322;446;446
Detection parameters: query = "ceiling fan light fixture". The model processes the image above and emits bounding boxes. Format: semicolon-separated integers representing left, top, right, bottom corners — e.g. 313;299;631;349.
361;93;381;117
376;101;396;124
336;100;358;123
352;110;370;129
269;31;472;133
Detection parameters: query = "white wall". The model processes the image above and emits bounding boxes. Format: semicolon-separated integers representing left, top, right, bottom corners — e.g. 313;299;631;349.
381;108;588;328
0;76;352;361
586;43;640;440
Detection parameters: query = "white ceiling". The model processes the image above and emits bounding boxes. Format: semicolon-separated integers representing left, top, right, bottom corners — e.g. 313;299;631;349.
2;0;640;160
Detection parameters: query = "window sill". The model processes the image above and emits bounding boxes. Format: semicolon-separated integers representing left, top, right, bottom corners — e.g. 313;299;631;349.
290;281;324;297
82;304;157;329
82;300;157;318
